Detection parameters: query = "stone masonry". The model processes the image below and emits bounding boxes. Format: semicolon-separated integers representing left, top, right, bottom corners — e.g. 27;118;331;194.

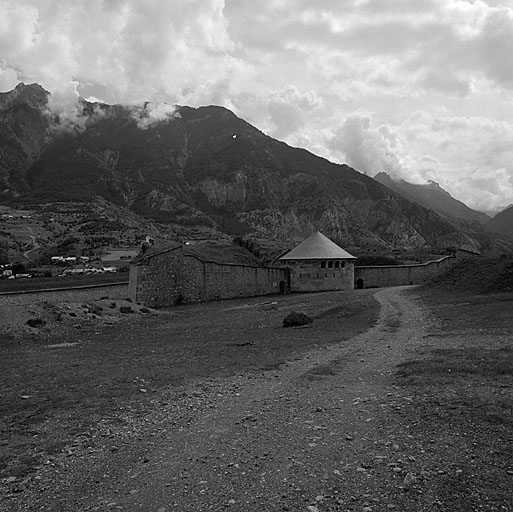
129;245;290;308
285;259;355;292
354;255;457;288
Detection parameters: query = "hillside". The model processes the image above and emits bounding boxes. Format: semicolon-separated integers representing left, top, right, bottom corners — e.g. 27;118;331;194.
427;254;513;293
0;83;502;255
486;205;513;239
374;172;490;224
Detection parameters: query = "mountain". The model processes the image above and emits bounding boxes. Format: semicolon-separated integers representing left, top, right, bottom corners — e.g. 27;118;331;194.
0;83;499;254
481;204;513;218
486;205;513;238
374;172;490;224
0;83;50;196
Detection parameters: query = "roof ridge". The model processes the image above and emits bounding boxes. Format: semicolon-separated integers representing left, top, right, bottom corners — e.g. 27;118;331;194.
279;231;355;260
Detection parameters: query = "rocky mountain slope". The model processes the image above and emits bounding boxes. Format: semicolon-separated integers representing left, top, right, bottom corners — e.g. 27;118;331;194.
0;83;500;254
374;172;490;225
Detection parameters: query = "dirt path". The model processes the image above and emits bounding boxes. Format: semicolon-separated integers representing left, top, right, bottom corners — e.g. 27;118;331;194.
8;286;433;511
22;226;40;262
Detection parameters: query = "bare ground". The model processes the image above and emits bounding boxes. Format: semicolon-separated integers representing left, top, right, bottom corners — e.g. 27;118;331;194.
1;286;512;511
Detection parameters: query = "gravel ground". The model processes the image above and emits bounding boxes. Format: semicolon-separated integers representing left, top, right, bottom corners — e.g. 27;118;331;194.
2;286;511;511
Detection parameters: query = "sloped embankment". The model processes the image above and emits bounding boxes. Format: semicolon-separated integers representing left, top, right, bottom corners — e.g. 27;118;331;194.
426;255;513;293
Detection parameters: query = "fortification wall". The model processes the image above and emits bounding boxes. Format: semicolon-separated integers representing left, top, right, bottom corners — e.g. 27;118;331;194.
354;256;456;288
0;283;128;307
129;249;184;307
130;248;290;308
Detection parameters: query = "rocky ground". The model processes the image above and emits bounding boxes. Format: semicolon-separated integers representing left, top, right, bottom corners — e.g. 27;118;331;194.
1;286;512;511
0;297;158;341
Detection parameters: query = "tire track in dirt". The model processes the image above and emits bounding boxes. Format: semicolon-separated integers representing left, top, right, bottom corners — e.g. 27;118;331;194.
8;286;430;512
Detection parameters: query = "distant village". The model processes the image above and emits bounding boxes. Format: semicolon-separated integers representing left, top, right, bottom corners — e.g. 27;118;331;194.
0;205;152;281
0;248;139;279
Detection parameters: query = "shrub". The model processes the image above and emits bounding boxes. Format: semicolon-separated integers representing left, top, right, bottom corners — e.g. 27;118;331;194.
26;318;45;328
282;311;313;328
90;305;103;316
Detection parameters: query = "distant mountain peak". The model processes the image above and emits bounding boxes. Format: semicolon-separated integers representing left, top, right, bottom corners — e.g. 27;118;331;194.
486;204;513;238
374;172;490;224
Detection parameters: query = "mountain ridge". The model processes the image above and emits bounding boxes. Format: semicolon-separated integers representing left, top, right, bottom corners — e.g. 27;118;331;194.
0;83;508;255
373;172;490;225
486;205;513;238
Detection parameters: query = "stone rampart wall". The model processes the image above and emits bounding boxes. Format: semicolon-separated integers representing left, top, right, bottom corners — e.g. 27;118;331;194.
130;248;290;308
354;256;456;288
0;283;128;307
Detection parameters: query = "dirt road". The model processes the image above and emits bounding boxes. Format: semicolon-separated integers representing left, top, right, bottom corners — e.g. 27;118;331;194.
3;287;457;511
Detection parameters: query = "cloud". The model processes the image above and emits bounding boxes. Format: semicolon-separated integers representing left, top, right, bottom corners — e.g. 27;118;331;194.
328;113;413;179
130;102;180;129
0;0;239;104
45;82;91;132
401;110;513;210
417;72;471;96
420;155;440;165
0;67;18;91
0;0;513;211
267;85;324;138
327;108;513;212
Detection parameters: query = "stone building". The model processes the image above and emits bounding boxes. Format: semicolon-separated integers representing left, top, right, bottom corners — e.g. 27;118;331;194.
129;242;290;308
278;231;356;292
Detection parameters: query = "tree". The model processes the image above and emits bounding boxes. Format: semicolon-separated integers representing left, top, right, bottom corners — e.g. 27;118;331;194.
11;262;27;276
0;242;9;265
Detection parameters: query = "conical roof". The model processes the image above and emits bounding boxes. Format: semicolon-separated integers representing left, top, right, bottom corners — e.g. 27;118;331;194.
279;232;355;260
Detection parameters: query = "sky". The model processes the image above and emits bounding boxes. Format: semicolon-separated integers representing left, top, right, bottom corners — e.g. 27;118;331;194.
1;0;513;214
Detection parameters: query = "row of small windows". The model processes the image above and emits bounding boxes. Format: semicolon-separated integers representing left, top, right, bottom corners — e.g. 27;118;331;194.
299;273;341;278
287;260;346;268
321;261;345;269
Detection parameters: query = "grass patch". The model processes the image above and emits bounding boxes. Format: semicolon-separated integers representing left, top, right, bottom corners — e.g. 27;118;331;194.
392;287;513;510
397;346;513;383
0;273;128;293
397;345;513;427
426;254;513;294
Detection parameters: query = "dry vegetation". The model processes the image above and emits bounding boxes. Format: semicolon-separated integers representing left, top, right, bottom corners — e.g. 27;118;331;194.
0;290;379;485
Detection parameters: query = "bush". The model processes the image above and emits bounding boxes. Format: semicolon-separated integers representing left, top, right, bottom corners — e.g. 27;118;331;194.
90;305;103;316
282;311;313;328
26;318;45;328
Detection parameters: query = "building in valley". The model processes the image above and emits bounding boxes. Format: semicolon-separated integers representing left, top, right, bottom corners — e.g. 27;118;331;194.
278;231;356;292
